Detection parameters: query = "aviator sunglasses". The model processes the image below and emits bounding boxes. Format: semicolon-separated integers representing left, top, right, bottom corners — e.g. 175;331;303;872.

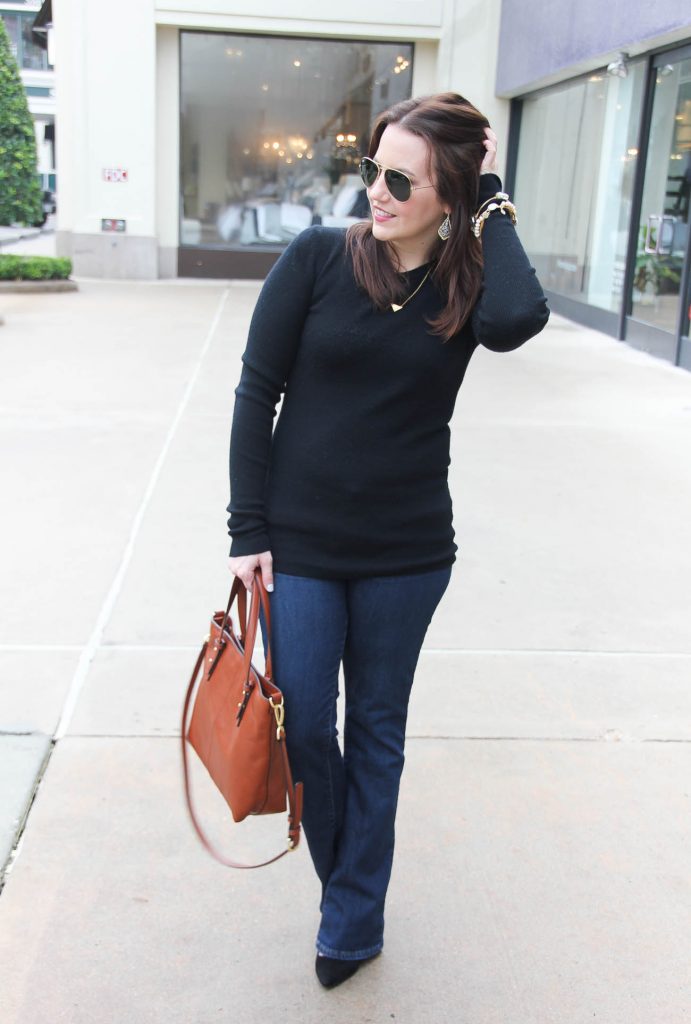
358;156;435;203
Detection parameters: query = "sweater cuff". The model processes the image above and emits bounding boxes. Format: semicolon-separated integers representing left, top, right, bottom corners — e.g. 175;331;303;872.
477;172;504;205
229;532;271;558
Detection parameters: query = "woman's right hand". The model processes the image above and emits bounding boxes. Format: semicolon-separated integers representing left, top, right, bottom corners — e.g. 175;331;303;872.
227;551;274;593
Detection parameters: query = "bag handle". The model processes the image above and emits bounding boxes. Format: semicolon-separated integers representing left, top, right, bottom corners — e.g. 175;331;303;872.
180;573;303;869
220;573;273;680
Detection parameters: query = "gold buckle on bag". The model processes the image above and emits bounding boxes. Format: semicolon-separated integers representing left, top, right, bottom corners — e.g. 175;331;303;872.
269;696;285;739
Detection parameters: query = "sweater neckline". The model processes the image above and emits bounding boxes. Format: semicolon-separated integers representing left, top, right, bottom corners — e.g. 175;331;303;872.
397;258;436;279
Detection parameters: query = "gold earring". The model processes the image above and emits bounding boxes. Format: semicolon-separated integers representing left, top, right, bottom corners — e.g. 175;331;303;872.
438;215;451;241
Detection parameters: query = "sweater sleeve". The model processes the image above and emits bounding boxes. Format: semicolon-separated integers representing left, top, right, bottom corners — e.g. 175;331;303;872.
471;172;550;352
226;227;320;555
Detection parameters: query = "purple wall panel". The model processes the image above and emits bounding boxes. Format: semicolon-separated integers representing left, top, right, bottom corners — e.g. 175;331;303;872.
496;0;690;95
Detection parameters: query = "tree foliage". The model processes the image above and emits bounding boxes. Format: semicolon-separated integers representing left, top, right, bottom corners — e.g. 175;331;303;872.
0;17;43;226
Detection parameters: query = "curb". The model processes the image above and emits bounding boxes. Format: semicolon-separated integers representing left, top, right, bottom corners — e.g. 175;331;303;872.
0;280;78;293
0;230;42;248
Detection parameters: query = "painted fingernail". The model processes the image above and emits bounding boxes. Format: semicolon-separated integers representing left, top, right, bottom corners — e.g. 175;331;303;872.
267;584;274;592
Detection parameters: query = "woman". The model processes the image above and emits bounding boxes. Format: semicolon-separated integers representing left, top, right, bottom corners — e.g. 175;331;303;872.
226;92;550;988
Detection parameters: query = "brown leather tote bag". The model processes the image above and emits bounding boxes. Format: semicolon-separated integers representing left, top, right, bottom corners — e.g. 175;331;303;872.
181;570;303;868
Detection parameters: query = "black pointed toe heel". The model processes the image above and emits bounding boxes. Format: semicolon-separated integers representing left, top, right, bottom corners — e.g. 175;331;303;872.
315;952;378;989
315;954;361;988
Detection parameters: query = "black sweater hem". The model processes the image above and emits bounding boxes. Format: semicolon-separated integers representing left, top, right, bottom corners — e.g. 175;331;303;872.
268;553;457;581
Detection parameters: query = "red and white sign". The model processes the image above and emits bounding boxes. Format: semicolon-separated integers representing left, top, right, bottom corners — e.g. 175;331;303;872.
102;167;129;183
101;218;126;233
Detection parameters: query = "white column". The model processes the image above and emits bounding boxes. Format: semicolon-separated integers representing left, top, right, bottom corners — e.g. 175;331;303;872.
438;0;508;179
412;40;439;95
156;24;180;276
53;0;157;278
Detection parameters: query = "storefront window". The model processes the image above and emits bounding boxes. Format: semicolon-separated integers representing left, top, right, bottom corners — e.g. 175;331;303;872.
179;32;413;249
0;13;51;70
514;62;646;314
21;13;49;71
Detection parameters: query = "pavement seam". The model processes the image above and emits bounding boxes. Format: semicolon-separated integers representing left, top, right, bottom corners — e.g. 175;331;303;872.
0;645;83;651
0;739;55;895
3;645;689;655
53;733;691;743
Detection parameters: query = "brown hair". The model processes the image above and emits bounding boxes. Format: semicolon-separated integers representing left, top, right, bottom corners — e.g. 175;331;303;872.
345;92;490;341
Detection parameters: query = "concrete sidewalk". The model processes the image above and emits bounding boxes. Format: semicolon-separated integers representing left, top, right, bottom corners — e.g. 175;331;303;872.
0;278;690;1023
0;221;55;254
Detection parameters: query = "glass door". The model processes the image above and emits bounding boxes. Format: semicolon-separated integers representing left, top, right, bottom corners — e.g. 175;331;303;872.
627;51;691;361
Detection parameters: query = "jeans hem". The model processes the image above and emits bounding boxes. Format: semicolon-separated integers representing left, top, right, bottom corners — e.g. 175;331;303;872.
315;939;383;961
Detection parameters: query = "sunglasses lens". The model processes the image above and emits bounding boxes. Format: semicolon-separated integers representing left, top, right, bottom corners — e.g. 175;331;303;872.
359;158;379;188
360;158;413;202
385;170;412;202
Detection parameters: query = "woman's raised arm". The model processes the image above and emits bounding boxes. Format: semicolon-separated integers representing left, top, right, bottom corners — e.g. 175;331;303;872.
471;171;550;352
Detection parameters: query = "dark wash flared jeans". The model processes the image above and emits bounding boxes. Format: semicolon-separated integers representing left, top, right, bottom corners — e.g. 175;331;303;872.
259;566;452;961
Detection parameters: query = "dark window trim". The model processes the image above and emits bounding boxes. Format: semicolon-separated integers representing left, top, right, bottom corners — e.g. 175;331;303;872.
31;0;52;49
178;247;283;280
651;40;691;66
178;25;421;46
504;97;521;197
617;51;655;342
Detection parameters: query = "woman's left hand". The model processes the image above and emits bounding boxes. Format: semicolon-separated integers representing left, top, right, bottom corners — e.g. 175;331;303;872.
480;127;499;175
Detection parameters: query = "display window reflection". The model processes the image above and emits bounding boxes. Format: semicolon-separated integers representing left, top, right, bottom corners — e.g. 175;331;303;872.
514;62;646;315
180;32;413;249
632;57;691;335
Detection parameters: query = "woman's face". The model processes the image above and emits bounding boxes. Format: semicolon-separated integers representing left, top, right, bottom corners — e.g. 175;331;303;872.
367;124;450;261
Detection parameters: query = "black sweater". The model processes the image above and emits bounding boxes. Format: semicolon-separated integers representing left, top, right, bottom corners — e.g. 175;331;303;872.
227;173;550;578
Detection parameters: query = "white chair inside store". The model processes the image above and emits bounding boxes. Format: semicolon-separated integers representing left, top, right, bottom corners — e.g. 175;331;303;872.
255;202;283;242
280;202;312;237
216;204;243;242
240;200;312;243
239;202;281;244
181;219;202;244
179;195;202;244
321;174;366;228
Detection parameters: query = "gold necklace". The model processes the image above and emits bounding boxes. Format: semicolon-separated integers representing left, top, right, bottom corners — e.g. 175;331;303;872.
391;264;433;312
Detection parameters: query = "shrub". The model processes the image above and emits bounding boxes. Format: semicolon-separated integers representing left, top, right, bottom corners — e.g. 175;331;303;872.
0;19;43;226
0;255;72;280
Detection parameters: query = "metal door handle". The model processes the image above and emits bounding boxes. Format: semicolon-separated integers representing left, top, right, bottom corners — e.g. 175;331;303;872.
658;215;675;256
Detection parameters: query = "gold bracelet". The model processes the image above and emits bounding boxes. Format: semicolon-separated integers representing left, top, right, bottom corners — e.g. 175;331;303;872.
475;191;510;218
471;199;517;238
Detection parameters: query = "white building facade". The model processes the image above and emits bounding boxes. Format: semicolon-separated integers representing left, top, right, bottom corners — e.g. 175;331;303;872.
50;0;504;280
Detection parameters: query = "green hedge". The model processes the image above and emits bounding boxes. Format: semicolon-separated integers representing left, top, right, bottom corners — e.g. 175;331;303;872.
0;255;72;280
